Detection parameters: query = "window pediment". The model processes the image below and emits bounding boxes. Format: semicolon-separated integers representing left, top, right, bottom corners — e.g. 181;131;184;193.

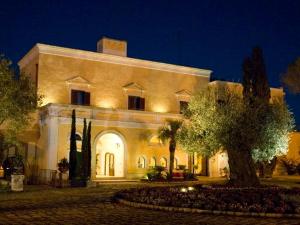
175;89;191;102
65;76;93;88
175;89;191;97
123;82;145;97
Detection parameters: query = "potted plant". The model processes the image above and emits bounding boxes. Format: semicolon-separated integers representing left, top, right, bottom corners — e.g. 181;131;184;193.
57;158;69;188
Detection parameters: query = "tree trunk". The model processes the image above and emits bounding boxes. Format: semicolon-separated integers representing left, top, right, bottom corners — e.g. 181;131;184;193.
169;140;176;179
258;157;277;178
227;149;260;186
169;150;175;179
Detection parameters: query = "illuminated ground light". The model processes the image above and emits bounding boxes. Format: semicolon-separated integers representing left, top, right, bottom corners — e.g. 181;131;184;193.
187;186;195;191
180;187;188;193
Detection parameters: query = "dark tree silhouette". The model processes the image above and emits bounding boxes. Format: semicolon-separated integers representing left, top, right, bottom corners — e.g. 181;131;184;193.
87;121;92;178
81;118;88;179
69;109;77;180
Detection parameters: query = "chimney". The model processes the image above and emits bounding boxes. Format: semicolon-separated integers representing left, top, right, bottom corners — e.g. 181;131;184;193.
97;37;127;57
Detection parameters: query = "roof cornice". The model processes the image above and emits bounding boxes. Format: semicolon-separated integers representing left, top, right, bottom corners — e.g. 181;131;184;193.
18;43;212;77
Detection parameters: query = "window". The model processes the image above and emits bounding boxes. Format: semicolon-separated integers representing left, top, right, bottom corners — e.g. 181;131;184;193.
160;157;167;168
149;135;162;146
149;157;156;168
179;101;188;114
71;90;90;105
174;157;178;169
75;134;82;141
138;156;146;168
128;96;145;110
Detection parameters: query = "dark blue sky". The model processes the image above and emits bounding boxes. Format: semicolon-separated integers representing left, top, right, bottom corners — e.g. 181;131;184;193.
1;0;299;126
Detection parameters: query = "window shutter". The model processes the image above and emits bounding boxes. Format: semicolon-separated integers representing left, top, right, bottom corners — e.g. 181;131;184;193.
128;96;134;109
85;92;90;105
140;98;145;110
71;90;77;104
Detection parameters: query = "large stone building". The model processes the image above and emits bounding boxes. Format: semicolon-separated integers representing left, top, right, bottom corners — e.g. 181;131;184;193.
17;37;297;181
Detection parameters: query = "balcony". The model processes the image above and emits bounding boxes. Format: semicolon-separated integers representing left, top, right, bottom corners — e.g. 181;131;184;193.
39;103;182;127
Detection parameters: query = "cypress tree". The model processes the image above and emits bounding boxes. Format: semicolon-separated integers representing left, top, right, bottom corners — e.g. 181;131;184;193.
242;57;253;103
81;118;88;179
242;46;273;178
251;46;270;102
87;121;92;178
242;46;270;103
69;109;77;180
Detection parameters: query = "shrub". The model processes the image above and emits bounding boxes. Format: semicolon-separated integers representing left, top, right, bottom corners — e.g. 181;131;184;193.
58;158;69;173
183;170;197;180
117;186;300;214
177;165;186;170
281;157;298;175
146;166;169;181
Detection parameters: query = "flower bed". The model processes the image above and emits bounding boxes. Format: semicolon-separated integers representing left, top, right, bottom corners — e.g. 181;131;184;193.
116;185;300;214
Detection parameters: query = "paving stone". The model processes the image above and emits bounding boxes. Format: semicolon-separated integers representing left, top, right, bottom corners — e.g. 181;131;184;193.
0;182;299;225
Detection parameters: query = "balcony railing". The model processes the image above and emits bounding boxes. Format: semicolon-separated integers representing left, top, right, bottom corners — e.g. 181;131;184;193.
40;103;182;125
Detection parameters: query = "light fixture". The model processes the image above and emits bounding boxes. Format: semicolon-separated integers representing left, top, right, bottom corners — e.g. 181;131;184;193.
187;186;195;191
180;187;188;193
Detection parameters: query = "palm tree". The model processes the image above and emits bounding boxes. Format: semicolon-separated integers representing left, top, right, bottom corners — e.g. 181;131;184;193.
158;119;183;179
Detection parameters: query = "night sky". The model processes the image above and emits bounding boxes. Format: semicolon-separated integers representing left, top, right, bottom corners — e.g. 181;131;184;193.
1;0;299;127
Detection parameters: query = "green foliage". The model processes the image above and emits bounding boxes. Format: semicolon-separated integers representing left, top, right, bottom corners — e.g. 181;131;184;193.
282;57;300;94
0;55;41;163
178;87;294;162
146;166;169;181
158;119;182;144
280;156;298;175
158;119;183;177
87;121;91;178
81;119;92;180
57;158;69;173
242;47;270;103
81;118;88;179
251;99;295;162
69;109;77;180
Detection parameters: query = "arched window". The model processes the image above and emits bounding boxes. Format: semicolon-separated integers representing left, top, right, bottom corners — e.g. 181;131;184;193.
138;156;146;168
149;157;156;168
160;157;167;168
149;135;162;146
174;157;178;169
75;133;82;141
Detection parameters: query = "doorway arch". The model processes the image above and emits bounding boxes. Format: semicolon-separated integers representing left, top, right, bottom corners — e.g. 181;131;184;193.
95;131;126;178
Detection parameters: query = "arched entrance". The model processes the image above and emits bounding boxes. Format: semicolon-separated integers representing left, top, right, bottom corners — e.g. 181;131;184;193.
95;132;125;178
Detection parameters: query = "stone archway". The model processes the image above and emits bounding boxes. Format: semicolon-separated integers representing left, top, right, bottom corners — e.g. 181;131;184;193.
95;132;125;178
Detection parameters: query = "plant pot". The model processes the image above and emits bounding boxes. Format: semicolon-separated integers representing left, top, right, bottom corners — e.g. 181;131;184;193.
11;174;24;192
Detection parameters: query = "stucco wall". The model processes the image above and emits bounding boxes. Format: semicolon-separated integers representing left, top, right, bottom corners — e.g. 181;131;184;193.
37;53;209;113
54;121;189;179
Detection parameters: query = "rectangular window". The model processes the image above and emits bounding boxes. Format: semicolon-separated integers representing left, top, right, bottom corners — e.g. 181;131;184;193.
71;90;90;106
179;101;188;114
128;96;145;110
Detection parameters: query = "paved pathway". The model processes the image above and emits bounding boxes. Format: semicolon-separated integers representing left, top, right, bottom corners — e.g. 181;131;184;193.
0;182;299;225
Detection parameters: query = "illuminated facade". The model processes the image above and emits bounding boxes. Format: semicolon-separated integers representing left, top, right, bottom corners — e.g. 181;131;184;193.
18;37;295;181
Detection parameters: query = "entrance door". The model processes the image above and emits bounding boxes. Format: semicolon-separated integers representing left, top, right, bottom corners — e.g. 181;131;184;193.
96;132;125;178
105;153;115;176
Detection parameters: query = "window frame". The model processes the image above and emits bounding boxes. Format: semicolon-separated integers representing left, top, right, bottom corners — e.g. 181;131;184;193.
71;89;90;106
128;95;145;111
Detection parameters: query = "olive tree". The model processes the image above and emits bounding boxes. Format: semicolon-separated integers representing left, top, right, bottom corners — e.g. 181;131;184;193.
178;87;294;186
0;55;41;164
